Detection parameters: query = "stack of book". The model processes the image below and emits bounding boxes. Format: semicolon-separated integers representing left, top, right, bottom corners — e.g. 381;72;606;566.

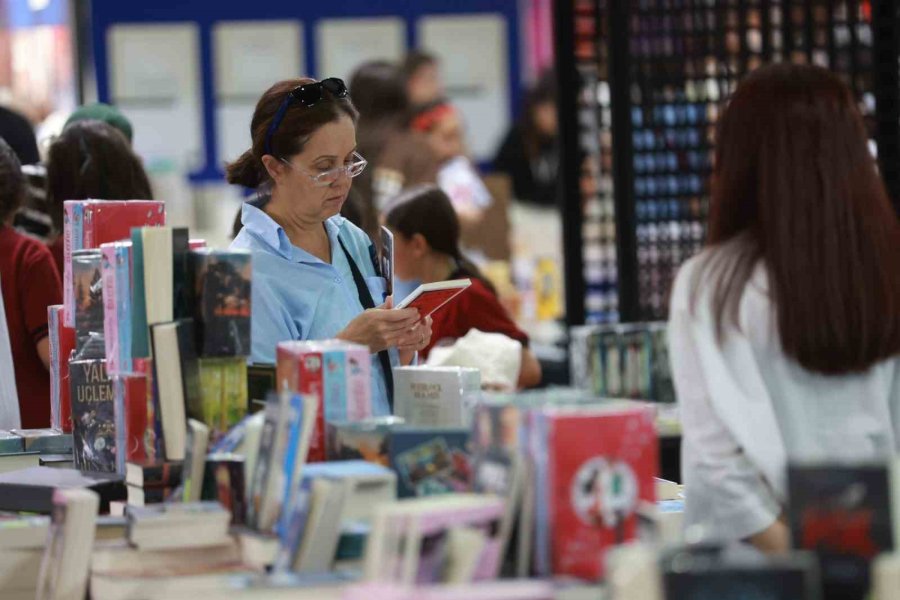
0;428;73;472
0;513;50;599
569;322;675;403
125;460;183;507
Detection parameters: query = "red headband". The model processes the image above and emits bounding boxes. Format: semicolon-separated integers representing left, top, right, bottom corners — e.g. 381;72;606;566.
411;104;455;133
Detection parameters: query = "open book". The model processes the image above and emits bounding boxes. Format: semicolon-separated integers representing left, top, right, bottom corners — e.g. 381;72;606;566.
395;279;472;319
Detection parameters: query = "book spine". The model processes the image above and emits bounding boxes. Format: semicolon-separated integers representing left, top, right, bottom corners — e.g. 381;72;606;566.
101;245;119;375
114;376;126;475
117;246;133;373
63;202;83;327
199;359;225;432
48;306;61;429
323;350;347;423
346;347;372;421
277;393;304;537
82;202;94;249
130;228;148;359
177;320;204;423
298;352;325;462
134;358;162;461
124;375;149;465
59;325;75;433
248;407;277;530
203;458;245;525
222;359;248;431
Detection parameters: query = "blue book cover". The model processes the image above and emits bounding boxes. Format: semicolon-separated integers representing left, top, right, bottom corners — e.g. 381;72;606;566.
115;245;133;372
389;428;471;498
532;411;551;577
273;476;313;573
210;411;254;454
277;393;305;538
130;228;148;359
323;352;347;423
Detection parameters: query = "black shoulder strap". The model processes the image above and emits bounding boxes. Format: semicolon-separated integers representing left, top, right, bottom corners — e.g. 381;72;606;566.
337;236;394;410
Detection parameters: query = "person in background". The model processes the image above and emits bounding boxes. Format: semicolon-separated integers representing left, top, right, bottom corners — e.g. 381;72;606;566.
403;51;444;108
385;185;542;389
349;60;439;235
65;103;134;144
226;77;433;415
0;105;39;165
0;138;62;428
410;100;491;229
493;70;559;207
44;120;153;275
669;64;900;554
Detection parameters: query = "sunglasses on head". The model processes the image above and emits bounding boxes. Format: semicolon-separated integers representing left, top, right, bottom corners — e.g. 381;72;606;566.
264;78;348;156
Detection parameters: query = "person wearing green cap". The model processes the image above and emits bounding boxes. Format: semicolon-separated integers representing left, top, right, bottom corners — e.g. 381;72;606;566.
64;103;133;144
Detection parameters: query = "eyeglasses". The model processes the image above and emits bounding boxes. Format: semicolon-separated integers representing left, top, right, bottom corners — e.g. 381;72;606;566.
279;151;368;187
264;78;349;155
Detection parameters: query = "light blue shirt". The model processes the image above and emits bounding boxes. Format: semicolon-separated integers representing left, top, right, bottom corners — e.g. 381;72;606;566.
230;201;395;416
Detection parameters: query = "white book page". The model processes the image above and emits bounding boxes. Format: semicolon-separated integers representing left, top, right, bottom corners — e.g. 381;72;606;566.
0;275;21;429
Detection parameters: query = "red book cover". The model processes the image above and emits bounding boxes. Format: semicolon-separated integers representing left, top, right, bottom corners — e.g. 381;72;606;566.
82;200;165;249
121;374;149;464
276;344;325;462
64;200;165;326
547;405;657;580
58;320;75;434
134;358;161;461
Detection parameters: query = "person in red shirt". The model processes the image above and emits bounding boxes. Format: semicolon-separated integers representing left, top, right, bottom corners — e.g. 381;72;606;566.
0;138;62;427
385;185;542;388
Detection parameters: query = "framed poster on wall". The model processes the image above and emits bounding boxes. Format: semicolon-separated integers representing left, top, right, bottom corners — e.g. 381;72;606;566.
213;20;304;164
418;14;509;161
316;17;405;83
108;23;204;172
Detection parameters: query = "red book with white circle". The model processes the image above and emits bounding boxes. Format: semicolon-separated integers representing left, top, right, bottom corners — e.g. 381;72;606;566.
395;279;472;319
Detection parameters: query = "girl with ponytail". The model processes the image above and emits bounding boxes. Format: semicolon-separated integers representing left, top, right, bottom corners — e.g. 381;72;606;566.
385;185;542;388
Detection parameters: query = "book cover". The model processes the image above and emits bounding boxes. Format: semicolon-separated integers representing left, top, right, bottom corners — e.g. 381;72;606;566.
788;464;894;598
202;453;246;526
101;242;133;376
113;374;148;474
326;418;401;465
247;391;288;531
189;250;252;357
172;228;191;321
198;357;248;434
62;202;84;327
471;403;522;499
72;249;104;356
69;358;117;473
182;419;210;502
390;428;472;498
247;363;276;410
175;320;204;423
394;367;481;428
277;343;326;462
277;392;306;537
134;358;162;461
0;467;125;513
545;405;657;580
141;227;174;329
49;305;77;432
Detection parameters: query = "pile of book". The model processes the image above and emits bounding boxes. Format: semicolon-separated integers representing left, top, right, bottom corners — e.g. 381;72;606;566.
0;428;73;472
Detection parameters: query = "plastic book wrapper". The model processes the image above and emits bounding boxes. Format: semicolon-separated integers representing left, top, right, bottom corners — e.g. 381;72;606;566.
0;275;21;428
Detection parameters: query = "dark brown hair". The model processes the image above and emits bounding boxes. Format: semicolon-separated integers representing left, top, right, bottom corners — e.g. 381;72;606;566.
402;51;438;80
697;63;900;375
46;120;153;231
385;184;496;295
0;137;25;224
350;61;409;123
225;78;359;189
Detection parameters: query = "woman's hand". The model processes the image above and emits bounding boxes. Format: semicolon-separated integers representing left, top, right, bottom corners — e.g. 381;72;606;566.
398;316;433;365
336;297;422;354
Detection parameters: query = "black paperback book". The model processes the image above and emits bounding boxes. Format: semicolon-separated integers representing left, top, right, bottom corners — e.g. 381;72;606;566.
72;249;104;355
176;319;204;423
172;228;191;320
69;357;117;473
189;250;251;357
202;453;246;525
0;467;125;513
788;464;894;600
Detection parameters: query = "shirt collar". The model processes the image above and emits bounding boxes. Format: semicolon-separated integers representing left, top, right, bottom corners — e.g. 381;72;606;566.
241;201;348;264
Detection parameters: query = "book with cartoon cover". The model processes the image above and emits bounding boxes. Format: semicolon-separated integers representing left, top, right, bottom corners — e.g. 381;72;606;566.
69;358;117;473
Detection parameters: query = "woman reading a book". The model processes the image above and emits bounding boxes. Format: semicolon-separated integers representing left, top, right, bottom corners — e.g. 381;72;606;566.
669;64;900;553
385;185;542;389
227;78;433;415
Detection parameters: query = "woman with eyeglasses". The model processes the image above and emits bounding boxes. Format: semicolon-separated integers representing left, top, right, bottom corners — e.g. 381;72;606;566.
227;77;432;415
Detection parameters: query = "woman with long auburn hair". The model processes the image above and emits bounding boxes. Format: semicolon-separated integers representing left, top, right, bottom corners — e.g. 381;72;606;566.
669;63;900;554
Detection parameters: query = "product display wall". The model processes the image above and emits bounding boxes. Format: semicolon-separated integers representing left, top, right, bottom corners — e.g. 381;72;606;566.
558;0;894;324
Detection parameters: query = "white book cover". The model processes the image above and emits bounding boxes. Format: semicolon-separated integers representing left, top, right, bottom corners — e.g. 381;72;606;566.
393;367;481;428
0;275;21;429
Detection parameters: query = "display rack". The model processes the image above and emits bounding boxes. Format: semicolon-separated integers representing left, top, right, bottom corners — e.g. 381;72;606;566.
557;0;899;325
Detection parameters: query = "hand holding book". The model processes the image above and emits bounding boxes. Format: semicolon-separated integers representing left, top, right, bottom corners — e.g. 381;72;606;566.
337;297;424;354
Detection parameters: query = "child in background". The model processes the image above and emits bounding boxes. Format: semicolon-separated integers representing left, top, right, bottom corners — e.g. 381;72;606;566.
385;185;542;389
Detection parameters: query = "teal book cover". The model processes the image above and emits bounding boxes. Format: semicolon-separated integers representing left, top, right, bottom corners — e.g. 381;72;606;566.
130;228;149;359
